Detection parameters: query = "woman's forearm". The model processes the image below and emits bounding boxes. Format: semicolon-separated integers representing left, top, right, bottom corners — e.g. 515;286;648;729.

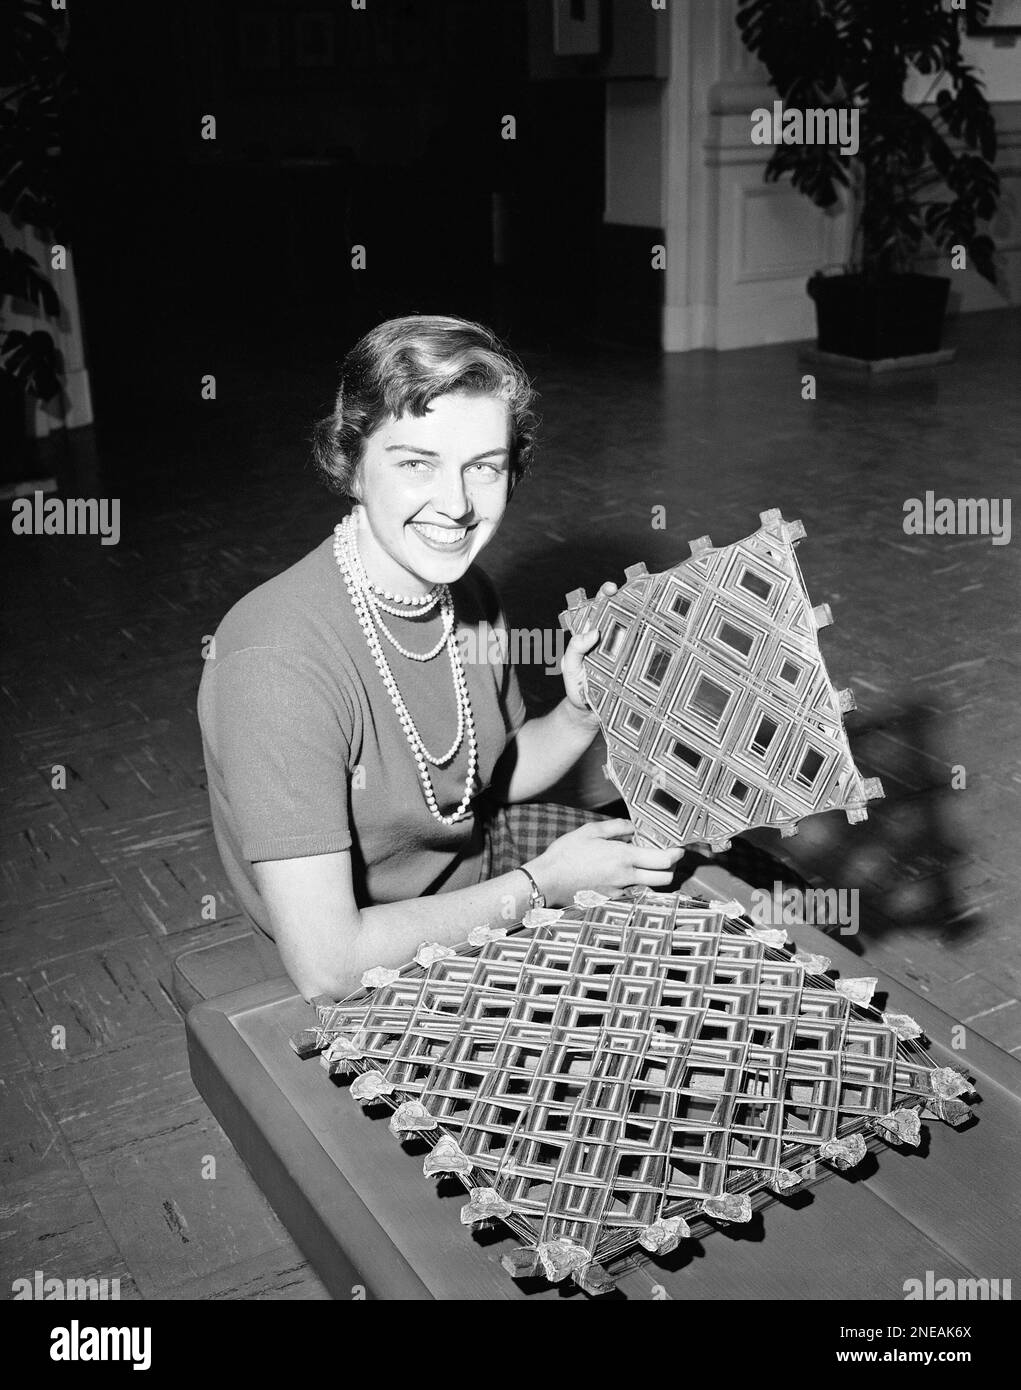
334;868;539;999
256;850;551;1002
259;702;603;1001
275;856;544;1000
496;698;601;803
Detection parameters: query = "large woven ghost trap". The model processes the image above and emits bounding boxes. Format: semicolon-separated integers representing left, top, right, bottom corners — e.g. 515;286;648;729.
291;891;972;1297
559;509;884;852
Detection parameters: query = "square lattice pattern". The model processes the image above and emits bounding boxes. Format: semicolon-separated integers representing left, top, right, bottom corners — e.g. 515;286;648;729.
558;509;885;852
292;893;968;1296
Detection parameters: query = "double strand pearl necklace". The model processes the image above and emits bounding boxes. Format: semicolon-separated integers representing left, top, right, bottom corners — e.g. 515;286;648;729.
332;513;477;825
344;535;450;662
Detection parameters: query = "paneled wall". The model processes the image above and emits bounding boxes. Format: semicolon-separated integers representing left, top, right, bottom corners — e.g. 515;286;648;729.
656;0;1021;352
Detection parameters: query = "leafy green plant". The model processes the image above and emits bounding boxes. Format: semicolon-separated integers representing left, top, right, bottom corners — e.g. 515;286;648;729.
736;0;1000;283
1;0;73;405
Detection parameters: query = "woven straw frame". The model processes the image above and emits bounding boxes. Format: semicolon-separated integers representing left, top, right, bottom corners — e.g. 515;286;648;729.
559;509;885;853
292;892;965;1293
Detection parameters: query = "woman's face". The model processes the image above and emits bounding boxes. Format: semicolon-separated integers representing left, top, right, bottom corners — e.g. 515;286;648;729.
353;390;511;595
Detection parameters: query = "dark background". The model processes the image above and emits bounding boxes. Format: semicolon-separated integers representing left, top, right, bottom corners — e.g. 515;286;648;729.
66;0;624;460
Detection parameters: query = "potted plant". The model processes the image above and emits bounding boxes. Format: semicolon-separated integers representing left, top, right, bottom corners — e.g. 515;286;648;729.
736;0;1001;361
0;0;72;473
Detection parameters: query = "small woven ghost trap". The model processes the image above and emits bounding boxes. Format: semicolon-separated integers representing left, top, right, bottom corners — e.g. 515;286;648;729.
291;892;972;1297
559;509;884;853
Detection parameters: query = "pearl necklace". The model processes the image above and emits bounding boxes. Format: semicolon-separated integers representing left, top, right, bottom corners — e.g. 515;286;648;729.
332;514;478;826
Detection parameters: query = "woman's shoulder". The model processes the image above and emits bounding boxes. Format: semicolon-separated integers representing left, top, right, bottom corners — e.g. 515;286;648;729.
213;535;340;659
198;535;362;729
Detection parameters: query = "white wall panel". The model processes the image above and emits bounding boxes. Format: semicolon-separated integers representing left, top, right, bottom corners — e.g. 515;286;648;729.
660;0;1020;351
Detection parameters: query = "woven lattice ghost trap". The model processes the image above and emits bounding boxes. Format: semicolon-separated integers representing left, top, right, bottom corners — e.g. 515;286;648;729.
559;509;884;852
291;891;972;1296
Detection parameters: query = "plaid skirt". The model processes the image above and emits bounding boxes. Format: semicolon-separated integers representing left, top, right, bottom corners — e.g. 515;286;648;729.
480;800;608;880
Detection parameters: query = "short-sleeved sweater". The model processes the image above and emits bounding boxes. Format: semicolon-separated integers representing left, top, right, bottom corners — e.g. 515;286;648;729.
197;535;526;939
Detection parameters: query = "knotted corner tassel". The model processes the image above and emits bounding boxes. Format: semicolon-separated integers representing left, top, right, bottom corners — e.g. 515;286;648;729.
349;1069;395;1104
819;1133;868;1171
388;1099;438;1139
871;1108;922;1148
638;1214;691;1255
701;1193;752;1223
321;1035;365;1075
460;1187;513;1227
423;1135;473;1179
360;965;400;989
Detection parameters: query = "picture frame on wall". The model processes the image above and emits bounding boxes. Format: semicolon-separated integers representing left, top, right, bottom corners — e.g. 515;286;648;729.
967;0;1021;35
552;0;602;57
294;11;336;69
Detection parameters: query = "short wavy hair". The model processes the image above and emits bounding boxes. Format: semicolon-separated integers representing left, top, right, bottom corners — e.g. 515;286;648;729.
311;314;539;498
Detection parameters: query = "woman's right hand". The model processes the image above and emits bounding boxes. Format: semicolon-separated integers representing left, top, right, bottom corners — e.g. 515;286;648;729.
525;818;685;907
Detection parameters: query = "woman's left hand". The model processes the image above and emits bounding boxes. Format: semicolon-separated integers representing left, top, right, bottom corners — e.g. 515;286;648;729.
561;581;617;719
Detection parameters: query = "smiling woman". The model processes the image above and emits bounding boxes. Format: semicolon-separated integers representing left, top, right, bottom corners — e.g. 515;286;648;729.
341;390;513;599
197;315;684;1000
